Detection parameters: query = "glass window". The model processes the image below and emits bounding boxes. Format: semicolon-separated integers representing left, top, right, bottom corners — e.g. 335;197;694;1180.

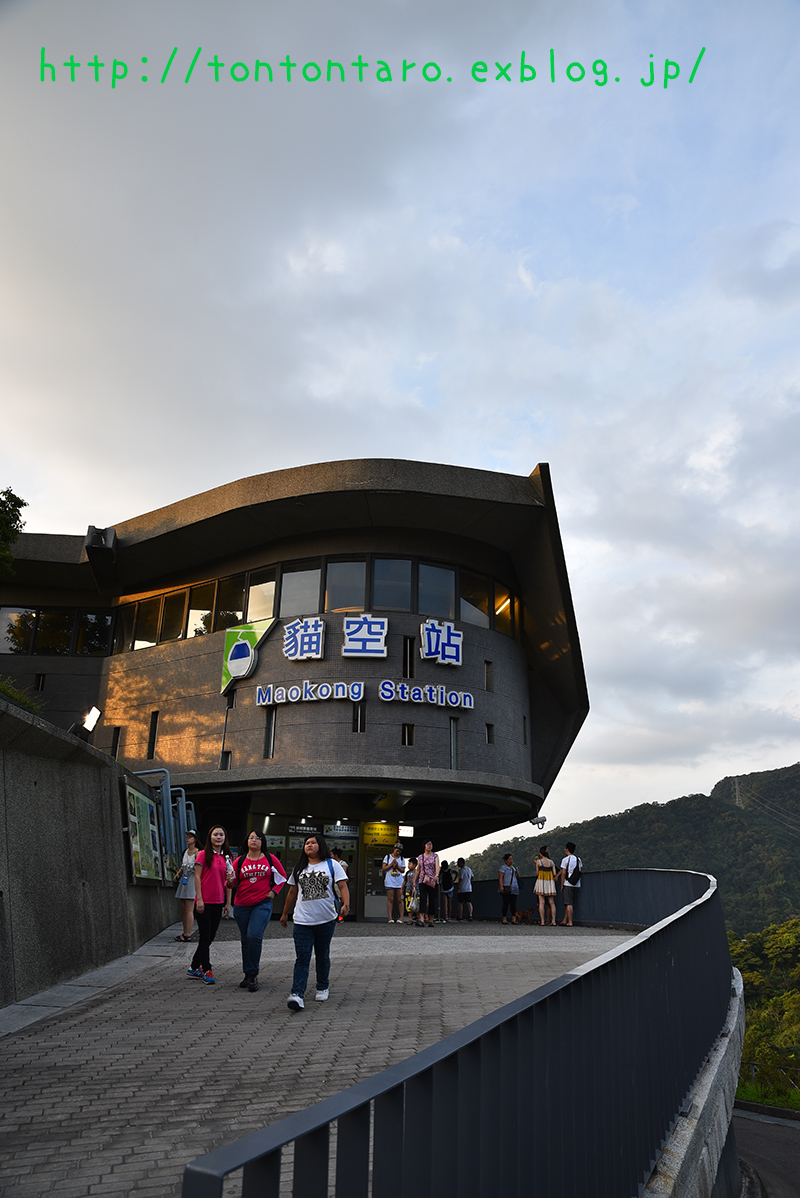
460;570;490;628
159;590;187;643
0;608;35;654
32;609;75;655
248;567;276;621
134;597;161;650
494;583;514;637
187;583;215;638
279;561;322;617
372;559;412;611
112;605;136;654
325;561;366;613
215;574;246;632
75;612;113;656
418;564;455;619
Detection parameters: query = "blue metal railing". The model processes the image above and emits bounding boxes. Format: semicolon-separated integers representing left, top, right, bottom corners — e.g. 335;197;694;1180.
182;870;732;1198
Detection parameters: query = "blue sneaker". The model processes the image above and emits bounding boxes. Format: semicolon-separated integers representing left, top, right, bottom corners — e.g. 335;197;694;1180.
202;970;216;985
186;967;204;978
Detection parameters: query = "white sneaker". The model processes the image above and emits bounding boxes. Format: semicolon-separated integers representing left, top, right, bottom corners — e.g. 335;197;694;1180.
287;994;304;1011
315;989;329;1001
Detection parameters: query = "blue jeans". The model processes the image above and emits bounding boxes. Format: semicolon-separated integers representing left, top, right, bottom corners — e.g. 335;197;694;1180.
233;899;273;976
291;920;336;997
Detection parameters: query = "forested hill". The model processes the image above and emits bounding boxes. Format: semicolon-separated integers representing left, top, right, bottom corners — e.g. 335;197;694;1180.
466;763;800;935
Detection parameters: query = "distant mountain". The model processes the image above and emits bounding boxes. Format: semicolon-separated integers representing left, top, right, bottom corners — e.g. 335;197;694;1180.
466;763;800;935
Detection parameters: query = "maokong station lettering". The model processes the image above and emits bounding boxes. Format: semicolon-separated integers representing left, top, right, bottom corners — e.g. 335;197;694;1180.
0;458;588;919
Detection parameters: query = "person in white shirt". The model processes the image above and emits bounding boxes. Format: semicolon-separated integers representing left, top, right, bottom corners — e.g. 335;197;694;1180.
557;842;582;927
382;842;407;923
280;833;350;1010
456;857;474;921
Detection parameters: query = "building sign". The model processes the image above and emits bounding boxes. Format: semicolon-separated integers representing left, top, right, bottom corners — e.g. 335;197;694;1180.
419;620;463;665
341;614;388;657
379;681;473;708
288;824;320;834
221;619;277;694
256;680;472;708
362;822;399;844
124;782;163;882
283;618;325;661
324;824;360;838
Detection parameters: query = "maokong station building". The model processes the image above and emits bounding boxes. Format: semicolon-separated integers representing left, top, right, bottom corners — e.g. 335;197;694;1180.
1;459;588;919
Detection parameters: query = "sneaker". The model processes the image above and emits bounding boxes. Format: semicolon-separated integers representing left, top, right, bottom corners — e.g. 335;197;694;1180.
239;975;251;989
287;994;304;1011
315;989;329;1002
248;977;260;992
202;970;216;985
186;967;204;978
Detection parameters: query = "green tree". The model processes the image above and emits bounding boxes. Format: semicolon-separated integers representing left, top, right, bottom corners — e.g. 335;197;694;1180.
0;487;27;579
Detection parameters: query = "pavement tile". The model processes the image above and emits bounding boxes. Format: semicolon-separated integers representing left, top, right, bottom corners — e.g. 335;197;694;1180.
0;921;630;1196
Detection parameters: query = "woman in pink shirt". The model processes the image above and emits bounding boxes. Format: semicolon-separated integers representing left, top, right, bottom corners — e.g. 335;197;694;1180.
186;826;233;984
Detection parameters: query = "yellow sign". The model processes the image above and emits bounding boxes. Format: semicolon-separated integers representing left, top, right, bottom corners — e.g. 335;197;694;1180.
361;822;399;845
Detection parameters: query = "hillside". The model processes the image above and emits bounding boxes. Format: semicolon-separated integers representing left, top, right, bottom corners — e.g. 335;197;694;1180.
466;763;800;935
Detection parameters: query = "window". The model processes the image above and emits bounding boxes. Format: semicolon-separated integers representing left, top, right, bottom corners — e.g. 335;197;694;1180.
75;612;113;656
32;610;75;656
219;750;232;771
486;723;495;744
523;716;527;746
110;726;121;759
264;707;276;759
248;566;276;621
112;605;136;654
352;700;366;733
159;591;187;643
402;636;416;679
402;723;415;746
146;711;159;760
372;559;412;611
187;582;215;638
484;660;494;691
449;717;459;769
325;560;366;613
134;598;161;650
279;561;322;617
34;673;46;691
494;583;514;638
460;570;491;628
0;608;35;654
418;564;455;619
214;574;246;632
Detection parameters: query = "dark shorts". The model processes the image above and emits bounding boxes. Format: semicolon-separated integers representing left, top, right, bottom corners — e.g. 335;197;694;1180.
457;891;472;904
564;885;578;903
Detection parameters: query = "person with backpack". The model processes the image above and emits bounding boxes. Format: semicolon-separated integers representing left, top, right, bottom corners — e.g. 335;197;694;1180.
558;842;582;927
280;832;350;1010
231;830;287;992
498;852;520;925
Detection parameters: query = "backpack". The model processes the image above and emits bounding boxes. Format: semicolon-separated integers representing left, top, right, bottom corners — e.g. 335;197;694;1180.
567;857;582;886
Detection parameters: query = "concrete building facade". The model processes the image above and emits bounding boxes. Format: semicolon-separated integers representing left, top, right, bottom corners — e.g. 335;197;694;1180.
0;459;588;918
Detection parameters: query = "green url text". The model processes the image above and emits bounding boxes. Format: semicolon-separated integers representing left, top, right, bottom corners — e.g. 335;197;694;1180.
39;47;706;89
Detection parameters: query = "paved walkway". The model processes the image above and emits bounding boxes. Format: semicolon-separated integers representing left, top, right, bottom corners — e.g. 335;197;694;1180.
0;920;632;1197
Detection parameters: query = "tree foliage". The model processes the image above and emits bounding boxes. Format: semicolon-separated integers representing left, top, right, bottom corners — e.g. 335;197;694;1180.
466;763;800;936
0;487;27;579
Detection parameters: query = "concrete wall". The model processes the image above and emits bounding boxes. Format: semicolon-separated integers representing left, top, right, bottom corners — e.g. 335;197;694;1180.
0;697;176;1007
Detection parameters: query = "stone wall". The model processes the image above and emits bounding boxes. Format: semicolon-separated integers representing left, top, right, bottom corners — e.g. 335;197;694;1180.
0;697;176;1007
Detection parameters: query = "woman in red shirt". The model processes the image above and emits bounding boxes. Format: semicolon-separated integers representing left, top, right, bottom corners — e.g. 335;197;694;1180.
232;831;287;992
186;826;233;984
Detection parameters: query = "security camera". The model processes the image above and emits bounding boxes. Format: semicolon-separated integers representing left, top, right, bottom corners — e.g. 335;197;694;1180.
529;816;546;829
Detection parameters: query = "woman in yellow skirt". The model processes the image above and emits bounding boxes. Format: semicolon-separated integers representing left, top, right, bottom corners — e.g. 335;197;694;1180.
534;846;557;926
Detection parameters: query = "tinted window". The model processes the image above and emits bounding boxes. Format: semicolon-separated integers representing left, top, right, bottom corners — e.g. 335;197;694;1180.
325;561;366;612
418;564;454;619
134;597;161;650
187;583;215;638
0;608;35;654
279;562;322;617
494;583;514;637
248;567;276;621
460;570;490;627
33;610;75;655
75;612;113;656
215;574;246;632
112;605;136;654
160;590;187;643
372;559;411;611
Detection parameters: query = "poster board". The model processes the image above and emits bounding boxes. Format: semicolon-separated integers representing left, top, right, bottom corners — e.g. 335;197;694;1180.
123;779;163;884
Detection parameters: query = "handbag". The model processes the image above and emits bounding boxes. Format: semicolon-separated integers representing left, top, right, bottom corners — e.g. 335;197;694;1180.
409;893;420;913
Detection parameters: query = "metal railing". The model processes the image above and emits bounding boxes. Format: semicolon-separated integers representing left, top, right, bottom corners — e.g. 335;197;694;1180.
182;870;732;1198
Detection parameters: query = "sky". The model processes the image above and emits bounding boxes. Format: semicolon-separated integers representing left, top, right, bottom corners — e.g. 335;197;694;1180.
2;0;800;858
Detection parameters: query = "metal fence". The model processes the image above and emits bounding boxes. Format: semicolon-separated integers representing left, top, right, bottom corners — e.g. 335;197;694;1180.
182;870;732;1198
